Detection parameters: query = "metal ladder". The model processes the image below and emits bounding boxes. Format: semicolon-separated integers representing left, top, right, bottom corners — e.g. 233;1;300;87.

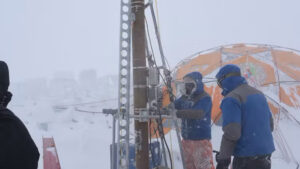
116;0;132;168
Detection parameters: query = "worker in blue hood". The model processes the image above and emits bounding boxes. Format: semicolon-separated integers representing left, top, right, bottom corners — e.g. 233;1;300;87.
215;64;275;169
174;72;215;169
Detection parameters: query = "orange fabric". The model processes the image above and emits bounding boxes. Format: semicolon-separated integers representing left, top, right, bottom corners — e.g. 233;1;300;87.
209;86;222;122
297;85;300;96
149;119;172;138
223;44;267;55
182;139;215;169
150;86;173;138
176;51;222;79
279;87;294;106
268;102;279;114
162;86;171;107
222;55;276;85
272;50;300;81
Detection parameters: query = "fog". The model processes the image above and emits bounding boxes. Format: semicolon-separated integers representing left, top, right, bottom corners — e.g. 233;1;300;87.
1;1;300;168
0;0;299;82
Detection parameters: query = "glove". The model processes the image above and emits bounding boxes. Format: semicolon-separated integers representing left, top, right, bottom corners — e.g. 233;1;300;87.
216;152;231;169
168;102;175;110
216;159;231;169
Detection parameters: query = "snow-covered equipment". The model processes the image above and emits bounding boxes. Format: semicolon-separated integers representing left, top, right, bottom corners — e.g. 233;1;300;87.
111;141;162;169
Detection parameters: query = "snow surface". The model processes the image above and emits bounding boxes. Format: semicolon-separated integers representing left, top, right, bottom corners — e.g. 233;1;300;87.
167;120;300;169
7;73;300;169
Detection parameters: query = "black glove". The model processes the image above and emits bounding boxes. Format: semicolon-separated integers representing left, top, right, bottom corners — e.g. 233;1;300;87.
216;152;231;169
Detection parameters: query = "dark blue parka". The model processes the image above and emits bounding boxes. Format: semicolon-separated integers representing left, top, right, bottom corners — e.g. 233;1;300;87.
174;72;212;140
216;64;275;158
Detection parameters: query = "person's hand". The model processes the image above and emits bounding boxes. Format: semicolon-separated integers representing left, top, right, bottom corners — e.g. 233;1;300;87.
168;102;175;110
167;103;177;117
215;152;231;169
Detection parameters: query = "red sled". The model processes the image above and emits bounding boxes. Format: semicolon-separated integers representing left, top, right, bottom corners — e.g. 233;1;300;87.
43;137;62;169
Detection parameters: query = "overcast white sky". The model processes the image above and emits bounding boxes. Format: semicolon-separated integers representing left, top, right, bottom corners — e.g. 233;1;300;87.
0;0;299;82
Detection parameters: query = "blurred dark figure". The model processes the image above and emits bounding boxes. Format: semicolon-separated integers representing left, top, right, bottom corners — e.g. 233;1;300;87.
0;61;40;169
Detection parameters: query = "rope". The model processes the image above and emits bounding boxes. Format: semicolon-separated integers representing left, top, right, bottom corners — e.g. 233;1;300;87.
146;12;186;167
54;98;118;107
168;120;175;168
145;16;174;169
153;0;172;70
148;1;170;70
74;108;103;114
154;0;160;28
262;80;300;86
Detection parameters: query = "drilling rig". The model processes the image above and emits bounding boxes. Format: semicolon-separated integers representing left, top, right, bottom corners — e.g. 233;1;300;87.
109;0;186;169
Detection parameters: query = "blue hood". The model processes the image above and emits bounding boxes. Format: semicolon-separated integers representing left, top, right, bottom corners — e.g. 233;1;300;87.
183;72;204;96
216;64;247;96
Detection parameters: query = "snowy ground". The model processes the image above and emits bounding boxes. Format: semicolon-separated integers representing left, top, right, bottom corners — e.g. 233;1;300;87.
10;99;114;169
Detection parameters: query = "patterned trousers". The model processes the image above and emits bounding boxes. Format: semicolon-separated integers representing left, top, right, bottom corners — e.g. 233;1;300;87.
182;139;215;169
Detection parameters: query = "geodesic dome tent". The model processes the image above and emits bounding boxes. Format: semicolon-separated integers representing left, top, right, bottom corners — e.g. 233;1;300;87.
173;43;300;124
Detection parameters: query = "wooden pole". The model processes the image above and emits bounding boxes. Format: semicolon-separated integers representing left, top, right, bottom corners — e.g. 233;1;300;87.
132;0;149;168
